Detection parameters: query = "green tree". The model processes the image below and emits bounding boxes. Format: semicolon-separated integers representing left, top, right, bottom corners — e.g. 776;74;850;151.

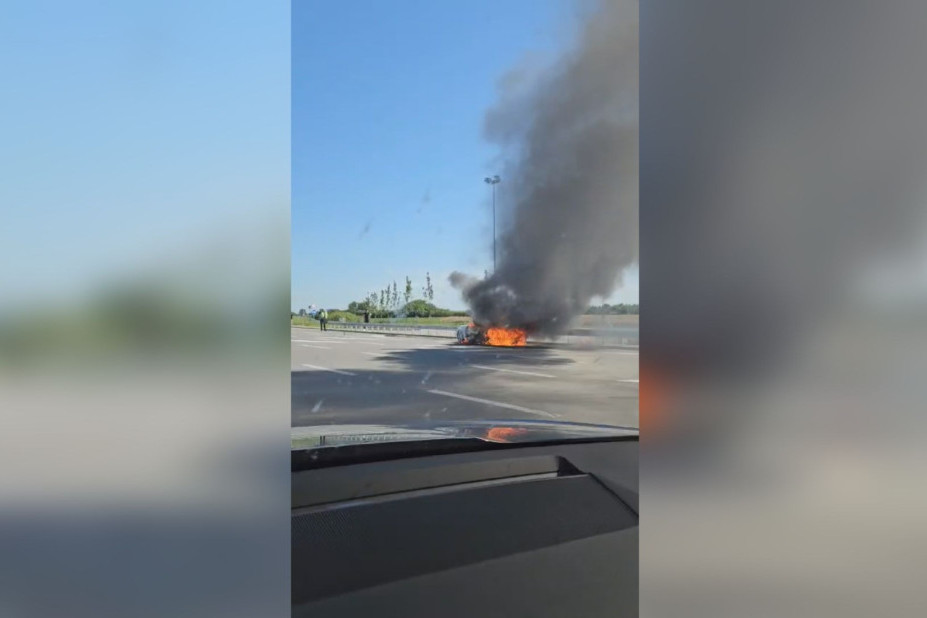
584;303;639;315
404;277;412;304
403;299;435;317
367;292;378;315
425;272;434;301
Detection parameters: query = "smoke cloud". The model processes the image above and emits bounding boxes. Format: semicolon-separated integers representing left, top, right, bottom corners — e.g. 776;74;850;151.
451;0;638;335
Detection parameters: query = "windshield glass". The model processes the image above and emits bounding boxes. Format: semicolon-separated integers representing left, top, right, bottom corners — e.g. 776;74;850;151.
291;0;638;448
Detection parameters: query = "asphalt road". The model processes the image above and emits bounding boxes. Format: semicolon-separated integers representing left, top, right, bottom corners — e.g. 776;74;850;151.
291;327;638;429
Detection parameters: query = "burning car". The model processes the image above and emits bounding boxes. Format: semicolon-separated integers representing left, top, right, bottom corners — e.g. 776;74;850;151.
456;323;483;345
456;323;528;347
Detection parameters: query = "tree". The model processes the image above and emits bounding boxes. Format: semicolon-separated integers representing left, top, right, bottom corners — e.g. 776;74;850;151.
584;303;639;316
404;277;412;304
298;308;307;317
425;272;434;301
391;281;399;309
403;299;435;317
349;299;371;314
367;292;378;315
379;289;386;311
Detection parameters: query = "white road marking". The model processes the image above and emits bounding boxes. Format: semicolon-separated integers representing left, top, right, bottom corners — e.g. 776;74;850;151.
361;351;389;356
470;364;555;379
619;379;639;383
301;363;356;376
300;344;331;350
427;389;559;419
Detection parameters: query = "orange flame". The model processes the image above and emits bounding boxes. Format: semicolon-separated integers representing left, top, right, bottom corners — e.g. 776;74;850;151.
485;426;529;442
639;364;676;441
484;327;527;347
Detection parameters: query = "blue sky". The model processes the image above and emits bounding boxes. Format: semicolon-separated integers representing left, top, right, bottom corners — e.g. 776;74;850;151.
291;0;638;311
1;1;289;310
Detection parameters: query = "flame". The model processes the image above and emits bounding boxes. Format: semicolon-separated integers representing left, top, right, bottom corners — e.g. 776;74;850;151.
485;426;529;442
639;364;675;441
484;327;527;347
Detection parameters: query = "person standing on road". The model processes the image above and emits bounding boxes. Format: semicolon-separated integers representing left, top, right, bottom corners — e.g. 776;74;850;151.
318;308;328;331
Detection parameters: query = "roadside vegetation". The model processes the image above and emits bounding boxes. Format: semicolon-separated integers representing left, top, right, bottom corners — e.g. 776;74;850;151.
291;276;637;328
293;273;470;325
585;303;639;315
291;314;470;327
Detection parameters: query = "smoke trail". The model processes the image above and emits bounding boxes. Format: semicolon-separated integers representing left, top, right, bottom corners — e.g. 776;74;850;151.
450;0;637;335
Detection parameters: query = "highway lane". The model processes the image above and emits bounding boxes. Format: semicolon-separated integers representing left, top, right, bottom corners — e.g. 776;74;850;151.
291;327;638;429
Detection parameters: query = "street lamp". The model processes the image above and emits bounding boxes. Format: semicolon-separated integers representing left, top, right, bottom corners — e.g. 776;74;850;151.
484;175;501;272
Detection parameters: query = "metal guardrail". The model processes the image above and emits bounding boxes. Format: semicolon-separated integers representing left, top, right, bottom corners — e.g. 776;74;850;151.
306;320;639;346
328;321;457;333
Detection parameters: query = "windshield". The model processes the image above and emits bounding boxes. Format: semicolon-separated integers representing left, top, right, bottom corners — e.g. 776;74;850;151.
291;0;638;448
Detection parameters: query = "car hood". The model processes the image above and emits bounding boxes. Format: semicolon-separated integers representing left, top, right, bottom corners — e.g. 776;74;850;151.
291;419;637;450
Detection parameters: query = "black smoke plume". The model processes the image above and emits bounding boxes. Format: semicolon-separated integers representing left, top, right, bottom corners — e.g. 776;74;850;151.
451;0;638;335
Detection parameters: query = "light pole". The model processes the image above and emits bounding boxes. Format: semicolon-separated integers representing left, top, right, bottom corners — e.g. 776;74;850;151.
484;175;501;272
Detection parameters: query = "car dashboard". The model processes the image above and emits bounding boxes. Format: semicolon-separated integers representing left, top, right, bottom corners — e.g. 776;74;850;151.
292;436;638;617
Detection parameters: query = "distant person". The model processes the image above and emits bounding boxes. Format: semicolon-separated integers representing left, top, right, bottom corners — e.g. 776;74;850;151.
318;308;328;331
364;310;370;324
